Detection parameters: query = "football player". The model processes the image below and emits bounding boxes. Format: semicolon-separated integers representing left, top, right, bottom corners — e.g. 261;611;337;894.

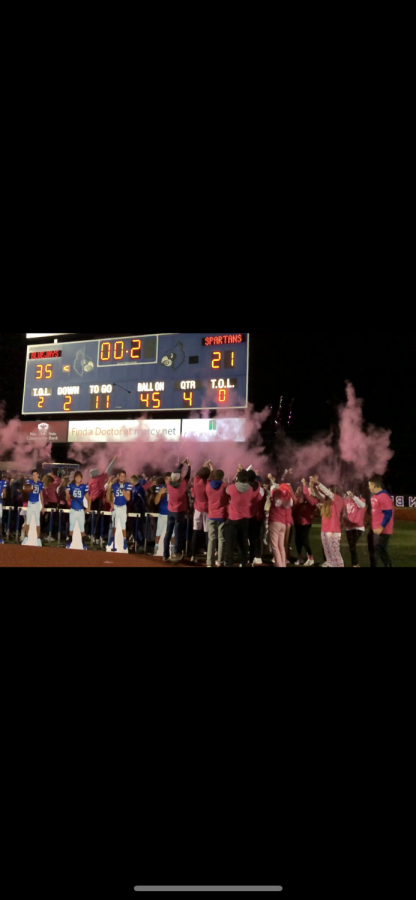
107;470;132;552
23;469;44;546
66;472;90;550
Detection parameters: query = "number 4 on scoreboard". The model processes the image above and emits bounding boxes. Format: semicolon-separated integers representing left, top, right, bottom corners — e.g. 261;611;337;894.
183;392;193;407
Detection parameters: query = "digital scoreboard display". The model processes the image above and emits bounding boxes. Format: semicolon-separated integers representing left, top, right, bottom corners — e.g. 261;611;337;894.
22;333;249;415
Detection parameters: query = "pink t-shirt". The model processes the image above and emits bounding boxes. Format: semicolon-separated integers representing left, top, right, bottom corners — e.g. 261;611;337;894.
226;484;253;521
371;491;394;535
168;480;188;514
206;482;229;520
321;494;346;534
88;473;107;503
269;490;289;525
294;489;318;526
249;483;266;521
43;475;60;506
192;476;209;514
344;497;367;530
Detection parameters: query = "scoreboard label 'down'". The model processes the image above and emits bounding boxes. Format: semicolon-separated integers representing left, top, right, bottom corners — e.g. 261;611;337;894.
22;333;249;415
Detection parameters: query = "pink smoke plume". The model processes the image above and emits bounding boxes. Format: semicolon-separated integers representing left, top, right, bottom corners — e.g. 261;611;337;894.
68;406;271;482
0;407;52;472
283;383;393;487
338;382;393;478
1;384;393;489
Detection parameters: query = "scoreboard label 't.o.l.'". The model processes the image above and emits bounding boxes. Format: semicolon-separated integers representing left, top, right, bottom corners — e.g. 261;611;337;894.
22;333;249;415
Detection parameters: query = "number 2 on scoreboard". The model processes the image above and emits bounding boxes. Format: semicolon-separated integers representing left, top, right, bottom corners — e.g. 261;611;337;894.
63;396;72;412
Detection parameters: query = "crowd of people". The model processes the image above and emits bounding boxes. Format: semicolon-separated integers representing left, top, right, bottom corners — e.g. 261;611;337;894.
0;454;395;566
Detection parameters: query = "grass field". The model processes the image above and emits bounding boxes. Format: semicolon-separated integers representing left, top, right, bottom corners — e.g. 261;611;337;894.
300;521;416;568
1;521;414;568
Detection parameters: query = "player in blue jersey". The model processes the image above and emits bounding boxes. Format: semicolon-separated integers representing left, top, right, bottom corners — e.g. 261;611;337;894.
65;472;90;549
153;473;174;557
106;470;132;551
23;469;44;546
0;474;8;544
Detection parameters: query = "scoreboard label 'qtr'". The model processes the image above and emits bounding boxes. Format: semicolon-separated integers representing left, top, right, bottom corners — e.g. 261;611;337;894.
22;333;249;415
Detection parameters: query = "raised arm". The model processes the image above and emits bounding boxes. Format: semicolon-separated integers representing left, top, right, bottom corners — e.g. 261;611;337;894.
180;458;191;482
105;456;118;477
106;477;116;505
347;492;366;509
311;476;334;501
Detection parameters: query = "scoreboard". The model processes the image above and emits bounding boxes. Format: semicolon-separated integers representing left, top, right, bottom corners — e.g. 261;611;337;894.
22;333;249;415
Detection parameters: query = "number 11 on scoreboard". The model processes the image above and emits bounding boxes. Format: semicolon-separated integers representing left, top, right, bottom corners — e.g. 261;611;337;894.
90;395;111;411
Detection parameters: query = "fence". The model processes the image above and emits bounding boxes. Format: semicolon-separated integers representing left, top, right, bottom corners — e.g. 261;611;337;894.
0;507;194;554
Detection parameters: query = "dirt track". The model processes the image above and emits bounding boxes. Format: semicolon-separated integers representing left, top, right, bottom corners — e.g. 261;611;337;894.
0;545;192;568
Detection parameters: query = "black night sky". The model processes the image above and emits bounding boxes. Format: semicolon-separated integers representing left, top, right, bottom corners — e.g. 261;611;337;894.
0;332;414;492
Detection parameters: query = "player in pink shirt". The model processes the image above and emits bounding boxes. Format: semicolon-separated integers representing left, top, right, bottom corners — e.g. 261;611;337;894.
164;458;191;564
268;485;292;568
247;469;266;566
224;468;255;567
344;489;367;567
190;461;212;563
368;475;394;567
293;480;318;566
311;477;346;568
206;469;230;567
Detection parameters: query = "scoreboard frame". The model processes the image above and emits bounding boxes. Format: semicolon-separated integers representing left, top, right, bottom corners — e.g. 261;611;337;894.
21;332;250;415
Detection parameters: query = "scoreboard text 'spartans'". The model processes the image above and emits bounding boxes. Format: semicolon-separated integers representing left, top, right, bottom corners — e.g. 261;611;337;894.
22;333;249;415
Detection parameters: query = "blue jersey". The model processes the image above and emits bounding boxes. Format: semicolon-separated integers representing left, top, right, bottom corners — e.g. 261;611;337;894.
26;479;44;503
112;482;133;507
68;483;89;511
155;485;169;515
0;480;8;501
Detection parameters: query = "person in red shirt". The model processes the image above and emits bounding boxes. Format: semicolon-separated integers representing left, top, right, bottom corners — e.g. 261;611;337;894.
224;468;255;567
190;461;212;563
269;486;291;568
206;469;229;567
164;458;191;564
293;480;318;566
312;476;346;568
247;469;266;566
344;487;367;567
368;475;394;568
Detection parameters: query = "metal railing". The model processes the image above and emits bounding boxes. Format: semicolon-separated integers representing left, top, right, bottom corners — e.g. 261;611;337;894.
1;507;194;555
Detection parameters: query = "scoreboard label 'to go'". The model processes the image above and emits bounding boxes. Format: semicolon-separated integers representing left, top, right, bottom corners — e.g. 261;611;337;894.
22;333;249;415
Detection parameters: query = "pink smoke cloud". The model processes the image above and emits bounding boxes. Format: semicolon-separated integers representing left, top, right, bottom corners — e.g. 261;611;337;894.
0;407;52;472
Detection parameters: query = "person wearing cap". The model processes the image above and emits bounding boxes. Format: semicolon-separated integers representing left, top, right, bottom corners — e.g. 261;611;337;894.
224;467;256;568
88;456;117;542
164;459;191;564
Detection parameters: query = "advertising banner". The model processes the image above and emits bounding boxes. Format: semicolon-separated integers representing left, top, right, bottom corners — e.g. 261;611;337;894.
19;420;69;443
181;418;246;442
67;420;181;443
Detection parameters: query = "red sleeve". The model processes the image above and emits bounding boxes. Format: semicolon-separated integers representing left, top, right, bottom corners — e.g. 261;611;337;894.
142;480;154;491
303;488;318;507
